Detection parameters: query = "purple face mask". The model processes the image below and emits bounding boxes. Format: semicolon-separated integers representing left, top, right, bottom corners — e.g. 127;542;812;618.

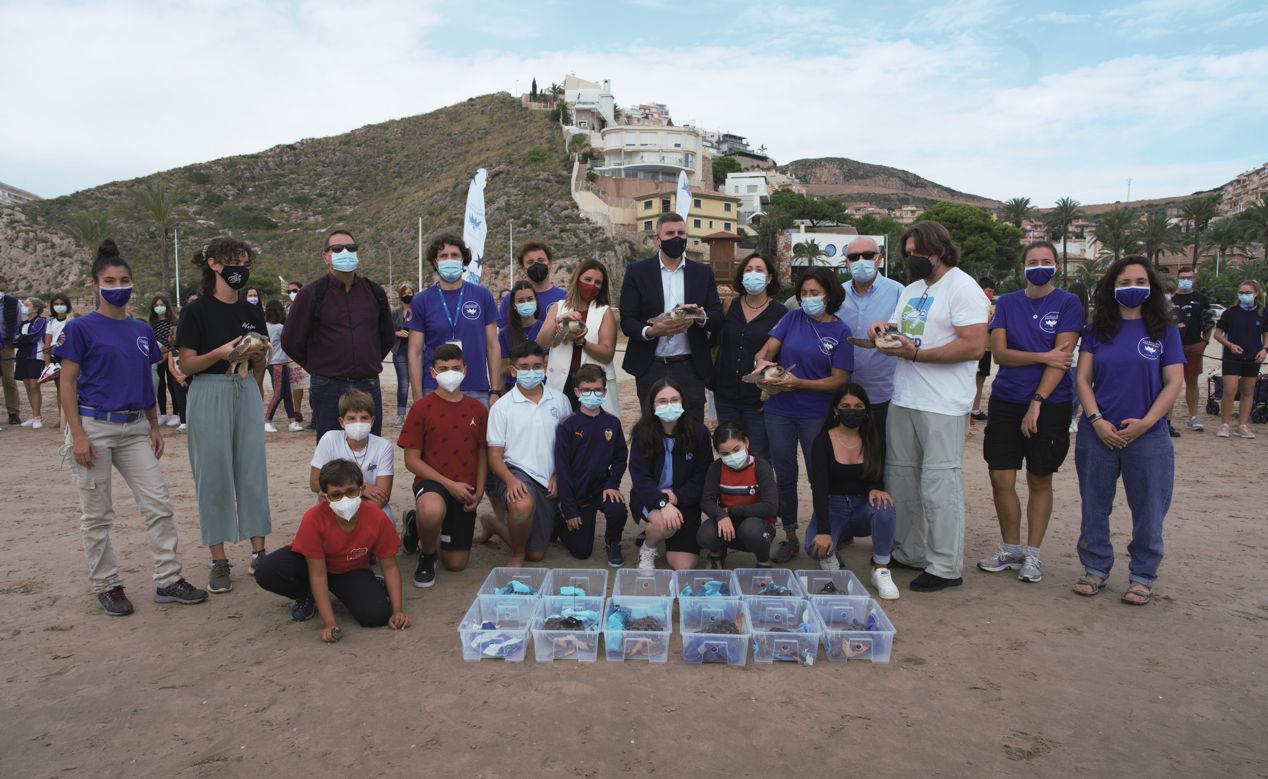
99;285;134;307
1113;286;1150;309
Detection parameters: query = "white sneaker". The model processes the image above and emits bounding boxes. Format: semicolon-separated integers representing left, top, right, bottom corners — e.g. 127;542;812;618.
1216;424;1231;438
871;567;900;600
264;422;278;433
166;416;180;427
1187;416;1204;431
178;423;187;431
20;418;34;427
637;545;657;571
394;414;406;428
1018;553;1043;583
1234;424;1256;439
288;421;303;432
156;414;168;426
1069;420;1078;433
30;417;44;430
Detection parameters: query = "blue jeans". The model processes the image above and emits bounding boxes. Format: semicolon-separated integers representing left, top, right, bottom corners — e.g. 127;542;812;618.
764;412;821;534
1075;419;1172;585
310;374;382;442
803;494;896;563
714;397;770;460
392;354;410;416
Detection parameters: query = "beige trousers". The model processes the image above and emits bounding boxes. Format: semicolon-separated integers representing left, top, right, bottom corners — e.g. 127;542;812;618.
1;345;18;416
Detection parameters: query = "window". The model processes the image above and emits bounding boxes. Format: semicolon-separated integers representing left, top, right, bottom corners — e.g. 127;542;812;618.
644;200;654;210
708;220;714;228
693;218;702;228
747;185;757;193
661;199;671;212
724;222;732;231
724;203;732;212
674;143;682;148
825;245;837;257
643;221;653;231
693;198;702;208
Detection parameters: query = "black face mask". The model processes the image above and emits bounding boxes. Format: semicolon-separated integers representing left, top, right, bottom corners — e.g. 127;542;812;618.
526;262;549;283
905;255;933;282
838;409;867;428
400;294;414;304
219;265;250;290
660;236;687;259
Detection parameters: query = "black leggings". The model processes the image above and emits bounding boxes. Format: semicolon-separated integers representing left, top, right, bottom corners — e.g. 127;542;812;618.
254;547;391;627
697;516;776;563
156;366;186;421
556;496;627;559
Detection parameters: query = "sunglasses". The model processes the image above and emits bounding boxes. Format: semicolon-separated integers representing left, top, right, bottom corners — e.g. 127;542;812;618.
846;252;878;261
326;243;358;253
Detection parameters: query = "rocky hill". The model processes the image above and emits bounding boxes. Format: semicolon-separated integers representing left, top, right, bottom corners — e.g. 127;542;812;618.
0;94;636;299
780;157;999;210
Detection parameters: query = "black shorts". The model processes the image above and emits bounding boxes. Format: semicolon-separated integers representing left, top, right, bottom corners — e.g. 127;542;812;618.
413;479;476;551
14;358;43;381
977;352;992;377
982;396;1072;476
635;502;702;554
1222;359;1261;378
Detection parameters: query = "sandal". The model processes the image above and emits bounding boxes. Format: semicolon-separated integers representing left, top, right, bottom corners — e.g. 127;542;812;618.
1072;573;1105;597
1121;582;1152;606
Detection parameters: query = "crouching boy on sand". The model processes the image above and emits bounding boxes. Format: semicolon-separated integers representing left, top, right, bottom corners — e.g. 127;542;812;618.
255;459;410;642
310;389;396;529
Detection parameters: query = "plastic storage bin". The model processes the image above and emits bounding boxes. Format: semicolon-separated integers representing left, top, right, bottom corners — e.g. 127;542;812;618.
679;597;750;666
477;567;549;597
612;568;678;598
795;568;866;598
458;595;540;662
748;596;821;665
735;567;806;598
677;569;740;598
603;596;674;663
542;568;609;598
810;596;896;664
531;595;605;662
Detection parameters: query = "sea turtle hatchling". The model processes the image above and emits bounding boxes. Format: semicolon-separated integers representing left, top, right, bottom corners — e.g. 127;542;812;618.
648;304;707;327
224;332;273;377
848;329;905;350
742;363;798;402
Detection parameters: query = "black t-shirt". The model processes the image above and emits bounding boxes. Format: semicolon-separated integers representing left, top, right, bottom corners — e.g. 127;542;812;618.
1171;291;1211;345
174;294;267;377
1216;305;1268;362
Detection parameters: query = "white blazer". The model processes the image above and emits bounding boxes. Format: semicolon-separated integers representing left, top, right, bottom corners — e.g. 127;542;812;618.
544;300;619;415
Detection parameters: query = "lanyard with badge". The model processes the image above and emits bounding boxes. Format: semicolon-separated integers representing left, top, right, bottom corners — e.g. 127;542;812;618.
436;283;466;348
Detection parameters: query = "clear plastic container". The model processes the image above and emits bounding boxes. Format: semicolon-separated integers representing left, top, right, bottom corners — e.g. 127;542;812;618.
735;567;806;598
676;569;740;598
603;596;674;663
477;567;549;597
531;596;605;663
542;568;610;598
679;597;750;666
612;568;678;598
810;596;896;664
795;568;866;598
458;595;540;662
748;596;821;665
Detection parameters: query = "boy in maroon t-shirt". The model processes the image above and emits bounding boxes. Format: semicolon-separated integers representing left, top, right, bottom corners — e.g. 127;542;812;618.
397;344;489;588
254;459;410;642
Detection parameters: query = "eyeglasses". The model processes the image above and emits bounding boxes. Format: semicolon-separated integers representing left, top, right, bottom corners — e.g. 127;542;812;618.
326;243;358;253
845;251;878;261
579;390;607;398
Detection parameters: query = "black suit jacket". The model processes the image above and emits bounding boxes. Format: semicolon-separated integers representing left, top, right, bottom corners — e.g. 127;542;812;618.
619;253;723;380
0;296;18;346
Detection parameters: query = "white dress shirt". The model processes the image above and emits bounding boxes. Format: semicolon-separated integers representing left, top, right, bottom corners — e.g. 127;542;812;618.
645;254;690;357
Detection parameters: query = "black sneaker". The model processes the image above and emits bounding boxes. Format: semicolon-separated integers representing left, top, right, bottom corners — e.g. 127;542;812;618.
97;586;134;616
606;542;624;568
290;595;316;622
249;550;265;576
414;553;436;588
910;571;964;592
154;578;209;605
971;410;987;421
1168;423;1181;438
7;413;20;426
771;539;799;563
402;509;419;555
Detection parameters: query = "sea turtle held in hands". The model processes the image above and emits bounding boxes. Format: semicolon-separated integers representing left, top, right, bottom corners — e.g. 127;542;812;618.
848;329;904;350
551;317;588;347
224;332;272;377
649;304;707;327
742;363;798;401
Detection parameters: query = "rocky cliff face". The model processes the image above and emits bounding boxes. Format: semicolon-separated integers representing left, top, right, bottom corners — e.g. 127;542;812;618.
781;157;999;209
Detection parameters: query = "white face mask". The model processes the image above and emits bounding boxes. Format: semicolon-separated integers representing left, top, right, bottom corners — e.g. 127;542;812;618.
288;291;298;301
344;422;372;441
328;495;362;521
435;369;465;392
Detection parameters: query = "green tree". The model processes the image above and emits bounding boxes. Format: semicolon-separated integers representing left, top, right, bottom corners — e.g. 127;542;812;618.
1073;256;1109;289
1093;206;1139;261
64;211;110;256
792;238;827;267
754;207;793;278
1179;194;1220;271
712;155;741;189
1234;194;1268;248
530;78;538;100
1135;210;1185;269
1000;196;1034;228
1201;218;1254;274
1044;197;1084;282
767;189;844;227
916;202;1024;283
134;181;176;294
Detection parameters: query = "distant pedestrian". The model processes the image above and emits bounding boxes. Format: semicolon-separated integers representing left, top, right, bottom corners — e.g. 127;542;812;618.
1213;280;1267;439
43;291;74;425
391;282;416;426
147;294;184;429
1171;266;1213;432
970;277;996;422
14;297;47;428
263;299;301;432
0;274;19;425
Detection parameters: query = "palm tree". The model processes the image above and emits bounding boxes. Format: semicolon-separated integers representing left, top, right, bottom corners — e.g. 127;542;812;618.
134;181;175;294
1202;218;1254;275
64;211;110;255
1074;256;1109;288
1135;210;1185;269
1179;194;1220;271
1000;197;1034;228
1092;206;1139;261
792;238;827;268
1235;195;1268;250
1045;197;1084;282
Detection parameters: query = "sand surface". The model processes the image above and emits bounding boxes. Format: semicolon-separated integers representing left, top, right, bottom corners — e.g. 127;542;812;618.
1;353;1265;777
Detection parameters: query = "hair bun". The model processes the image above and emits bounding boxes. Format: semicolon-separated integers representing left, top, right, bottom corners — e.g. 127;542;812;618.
96;238;120;259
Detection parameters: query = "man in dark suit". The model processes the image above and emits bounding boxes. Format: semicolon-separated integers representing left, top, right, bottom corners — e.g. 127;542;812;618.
0;275;20;425
619;212;723;421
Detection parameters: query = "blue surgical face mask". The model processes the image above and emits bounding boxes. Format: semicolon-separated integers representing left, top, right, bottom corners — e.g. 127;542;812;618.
1114;286;1150;309
437;259;464;283
849;260;877;284
741;271;767;295
721;448;749;470
99;285;134;307
653;403;684;423
153;305;167;316
331;250;359;273
578;390;605;410
800;295;826;317
1177;278;1194;292
1239;292;1256;308
516;368;545;389
515;301;538;318
1025;265;1056;286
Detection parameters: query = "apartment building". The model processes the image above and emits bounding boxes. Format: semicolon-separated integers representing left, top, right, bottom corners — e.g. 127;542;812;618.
594;125;708;188
1221;162;1267;215
0;181;39;206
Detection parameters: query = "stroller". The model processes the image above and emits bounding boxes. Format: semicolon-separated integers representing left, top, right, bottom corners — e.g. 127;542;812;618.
1206;371;1268;423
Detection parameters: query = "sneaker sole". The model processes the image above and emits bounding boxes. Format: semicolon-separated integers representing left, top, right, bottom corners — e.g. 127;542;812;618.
207;583;233;593
413;578;435;589
99;605;134;616
607;560;623;568
154;593;208;604
1018;574;1042;583
977;562;1022;572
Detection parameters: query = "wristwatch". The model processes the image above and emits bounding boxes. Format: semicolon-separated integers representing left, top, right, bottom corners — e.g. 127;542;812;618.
1032;392;1046;403
1087;411;1103;423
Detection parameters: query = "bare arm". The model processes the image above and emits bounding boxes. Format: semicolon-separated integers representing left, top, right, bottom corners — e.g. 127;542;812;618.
535;302;559;349
177;340;240;377
408;330;425;398
882;322;987;364
582;308;617;363
309;466;321;494
485;323;501;391
305;557;339;638
991;327;1074;369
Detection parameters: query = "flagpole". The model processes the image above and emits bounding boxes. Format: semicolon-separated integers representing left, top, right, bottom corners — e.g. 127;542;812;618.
388;248;393;289
417;217;423;289
509;219;514;290
173;227;181;299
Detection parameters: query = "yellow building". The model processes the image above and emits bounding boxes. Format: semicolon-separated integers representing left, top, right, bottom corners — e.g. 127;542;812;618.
636;190;743;253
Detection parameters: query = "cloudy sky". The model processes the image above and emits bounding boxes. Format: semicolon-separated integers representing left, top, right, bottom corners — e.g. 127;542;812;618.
4;0;1266;205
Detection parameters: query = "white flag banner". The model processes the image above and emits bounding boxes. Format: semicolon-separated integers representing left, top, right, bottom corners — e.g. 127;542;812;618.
675;170;691;221
463;168;488;282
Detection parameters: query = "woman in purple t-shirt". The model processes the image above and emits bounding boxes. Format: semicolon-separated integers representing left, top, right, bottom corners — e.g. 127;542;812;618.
1073;256;1184;606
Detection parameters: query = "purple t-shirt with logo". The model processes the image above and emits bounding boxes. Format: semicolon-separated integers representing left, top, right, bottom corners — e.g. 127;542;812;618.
404;282;498;391
1082;319;1183;430
763;310;854;420
53;312;162;411
988;289;1084;404
1215;305;1268;361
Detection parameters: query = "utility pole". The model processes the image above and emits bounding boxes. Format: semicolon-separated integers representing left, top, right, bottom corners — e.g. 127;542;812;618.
1126;178;1133;204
